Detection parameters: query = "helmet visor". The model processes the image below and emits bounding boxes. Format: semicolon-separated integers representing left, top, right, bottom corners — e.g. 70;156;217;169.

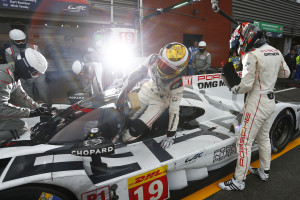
156;55;182;80
14;39;26;44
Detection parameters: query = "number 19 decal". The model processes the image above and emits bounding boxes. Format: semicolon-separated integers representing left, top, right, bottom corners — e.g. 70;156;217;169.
128;166;169;200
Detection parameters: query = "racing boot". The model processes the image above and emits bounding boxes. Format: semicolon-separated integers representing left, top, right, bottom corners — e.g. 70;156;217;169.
249;166;269;181
218;176;245;191
122;129;139;142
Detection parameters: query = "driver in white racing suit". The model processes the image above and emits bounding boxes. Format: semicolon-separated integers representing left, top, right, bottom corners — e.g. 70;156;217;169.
0;48;50;142
219;23;290;191
120;42;189;149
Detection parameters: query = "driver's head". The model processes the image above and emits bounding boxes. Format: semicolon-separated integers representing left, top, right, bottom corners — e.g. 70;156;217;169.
9;29;27;49
14;48;48;80
156;42;189;83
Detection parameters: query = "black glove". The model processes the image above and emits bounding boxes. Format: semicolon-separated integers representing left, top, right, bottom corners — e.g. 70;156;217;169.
29;107;52;118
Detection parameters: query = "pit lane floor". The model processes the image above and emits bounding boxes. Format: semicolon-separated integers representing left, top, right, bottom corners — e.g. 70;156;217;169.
171;79;300;200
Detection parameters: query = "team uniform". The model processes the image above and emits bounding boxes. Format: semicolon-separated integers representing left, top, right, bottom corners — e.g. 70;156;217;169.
192;41;211;75
5;44;51;107
0;47;48;143
121;43;189;149
129;54;184;133
219;22;290;191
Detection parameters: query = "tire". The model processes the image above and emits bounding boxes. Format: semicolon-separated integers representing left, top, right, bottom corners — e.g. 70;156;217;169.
0;184;76;200
270;109;294;153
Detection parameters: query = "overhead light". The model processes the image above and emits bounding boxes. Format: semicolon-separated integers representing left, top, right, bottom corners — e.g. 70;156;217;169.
173;2;188;9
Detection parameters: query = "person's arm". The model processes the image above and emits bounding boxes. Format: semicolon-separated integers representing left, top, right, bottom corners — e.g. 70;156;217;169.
192;52;197;69
5;48;14;63
0;73;31;118
121;55;152;92
233;53;257;94
204;52;211;71
11;80;40;110
168;81;184;132
160;79;184;149
278;56;290;78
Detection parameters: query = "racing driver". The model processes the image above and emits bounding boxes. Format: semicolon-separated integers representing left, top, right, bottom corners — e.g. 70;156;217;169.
0;48;50;143
119;42;189;149
219;23;290;191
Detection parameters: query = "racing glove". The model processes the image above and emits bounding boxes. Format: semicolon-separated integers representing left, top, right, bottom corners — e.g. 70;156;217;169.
160;131;176;149
28;107;52;118
230;85;240;94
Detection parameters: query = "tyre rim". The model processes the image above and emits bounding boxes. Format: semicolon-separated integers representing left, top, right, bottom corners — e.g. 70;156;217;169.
273;117;291;147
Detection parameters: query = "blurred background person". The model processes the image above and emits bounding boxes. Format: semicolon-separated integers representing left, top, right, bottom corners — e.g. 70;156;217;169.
187;40;198;75
228;50;241;71
192;41;212;74
284;47;297;79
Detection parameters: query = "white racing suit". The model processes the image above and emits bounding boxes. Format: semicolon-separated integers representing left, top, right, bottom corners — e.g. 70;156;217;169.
0;63;40;141
123;54;184;140
233;44;290;180
5;44;51;107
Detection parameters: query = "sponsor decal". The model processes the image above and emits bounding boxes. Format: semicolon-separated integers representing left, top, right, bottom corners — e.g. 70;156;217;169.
128;165;169;200
62;4;87;13
198;74;223;81
185;152;203;164
238;112;251;166
71;146;114;156
72;104;92;113
184;76;193;85
213;143;237;163
81;186;110;200
264;52;279;56
198;80;225;89
39;192;62;200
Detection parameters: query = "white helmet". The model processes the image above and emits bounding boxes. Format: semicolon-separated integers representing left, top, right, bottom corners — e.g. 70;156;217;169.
72;60;83;75
15;48;47;80
9;29;26;40
198;41;206;47
24;48;48;74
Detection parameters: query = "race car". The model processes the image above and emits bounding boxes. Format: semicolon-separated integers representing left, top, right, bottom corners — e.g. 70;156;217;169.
0;72;299;200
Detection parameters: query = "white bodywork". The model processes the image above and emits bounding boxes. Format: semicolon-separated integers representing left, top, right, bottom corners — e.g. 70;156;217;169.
0;73;299;200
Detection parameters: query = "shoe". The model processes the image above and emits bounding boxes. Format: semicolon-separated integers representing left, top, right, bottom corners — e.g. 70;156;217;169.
122;129;139;142
218;176;245;191
249;166;269;181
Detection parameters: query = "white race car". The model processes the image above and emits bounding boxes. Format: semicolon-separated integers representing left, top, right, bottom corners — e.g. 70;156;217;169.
0;73;299;200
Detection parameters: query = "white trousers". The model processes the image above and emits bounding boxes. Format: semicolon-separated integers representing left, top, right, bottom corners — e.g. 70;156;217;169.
235;93;275;180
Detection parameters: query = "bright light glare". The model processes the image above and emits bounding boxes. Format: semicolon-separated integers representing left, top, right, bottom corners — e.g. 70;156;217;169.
102;39;135;73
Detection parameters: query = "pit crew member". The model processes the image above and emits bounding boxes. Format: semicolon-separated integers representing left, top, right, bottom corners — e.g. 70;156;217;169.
5;29;51;107
120;42;189;149
219;23;290;191
0;48;50;142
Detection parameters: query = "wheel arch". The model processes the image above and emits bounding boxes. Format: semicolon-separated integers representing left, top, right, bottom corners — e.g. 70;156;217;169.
0;183;78;200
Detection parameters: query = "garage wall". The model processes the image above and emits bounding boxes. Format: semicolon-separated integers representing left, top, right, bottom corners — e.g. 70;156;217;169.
142;0;232;67
232;0;300;37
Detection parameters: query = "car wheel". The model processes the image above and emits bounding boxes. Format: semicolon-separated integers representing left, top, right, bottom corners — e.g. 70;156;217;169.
0;184;76;200
270;109;294;153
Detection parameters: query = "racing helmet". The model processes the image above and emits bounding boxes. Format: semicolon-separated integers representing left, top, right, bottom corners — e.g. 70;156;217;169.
72;60;84;75
230;22;266;56
15;48;48;80
157;42;189;80
9;29;27;49
198;41;206;52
